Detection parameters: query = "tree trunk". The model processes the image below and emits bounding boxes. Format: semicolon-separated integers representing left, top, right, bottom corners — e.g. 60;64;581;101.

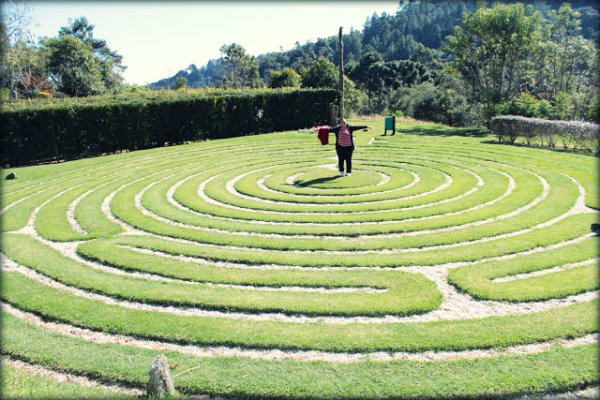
338;26;344;119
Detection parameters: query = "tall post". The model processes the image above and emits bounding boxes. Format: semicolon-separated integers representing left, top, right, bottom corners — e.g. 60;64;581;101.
338;26;344;119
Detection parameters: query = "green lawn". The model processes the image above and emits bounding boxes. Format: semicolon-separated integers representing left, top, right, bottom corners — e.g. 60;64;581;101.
1;361;137;399
1;117;598;399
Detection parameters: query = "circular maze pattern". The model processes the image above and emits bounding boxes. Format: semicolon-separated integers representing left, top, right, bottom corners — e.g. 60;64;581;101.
2;123;599;398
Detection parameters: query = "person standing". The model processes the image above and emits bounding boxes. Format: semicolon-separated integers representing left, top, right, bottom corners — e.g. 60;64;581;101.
327;119;372;176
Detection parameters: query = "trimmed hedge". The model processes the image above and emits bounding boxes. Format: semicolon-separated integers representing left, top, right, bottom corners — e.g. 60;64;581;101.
0;89;337;166
489;115;600;153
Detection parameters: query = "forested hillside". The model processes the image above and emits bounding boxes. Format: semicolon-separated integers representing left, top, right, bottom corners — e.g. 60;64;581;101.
150;0;598;90
3;0;597;127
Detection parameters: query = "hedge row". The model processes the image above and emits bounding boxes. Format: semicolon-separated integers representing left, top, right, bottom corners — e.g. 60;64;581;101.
489;115;600;153
0;89;338;166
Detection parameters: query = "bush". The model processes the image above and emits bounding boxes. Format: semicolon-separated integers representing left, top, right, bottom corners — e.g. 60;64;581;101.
493;92;594;122
0;89;337;166
489;115;600;152
587;95;600;123
390;83;479;127
0;88;11;101
173;77;188;90
269;68;301;89
535;100;552;119
386;72;480;128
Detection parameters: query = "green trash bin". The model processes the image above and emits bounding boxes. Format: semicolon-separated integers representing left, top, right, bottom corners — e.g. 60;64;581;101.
384;116;395;136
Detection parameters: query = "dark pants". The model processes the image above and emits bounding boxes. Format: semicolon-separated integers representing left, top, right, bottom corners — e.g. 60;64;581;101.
336;144;354;173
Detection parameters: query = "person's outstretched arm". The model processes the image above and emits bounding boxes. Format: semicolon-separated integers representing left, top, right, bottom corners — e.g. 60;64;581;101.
348;125;373;132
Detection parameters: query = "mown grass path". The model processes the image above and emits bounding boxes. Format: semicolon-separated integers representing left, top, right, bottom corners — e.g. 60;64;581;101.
1;119;598;399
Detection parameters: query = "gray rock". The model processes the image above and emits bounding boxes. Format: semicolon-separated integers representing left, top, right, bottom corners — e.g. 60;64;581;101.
147;354;175;398
5;172;16;180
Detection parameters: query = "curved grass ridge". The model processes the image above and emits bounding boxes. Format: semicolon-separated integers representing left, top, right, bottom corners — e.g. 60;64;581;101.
2;234;443;317
1;119;598;398
2;312;599;399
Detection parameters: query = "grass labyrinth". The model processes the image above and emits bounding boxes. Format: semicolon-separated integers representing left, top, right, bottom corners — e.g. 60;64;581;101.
1;119;599;399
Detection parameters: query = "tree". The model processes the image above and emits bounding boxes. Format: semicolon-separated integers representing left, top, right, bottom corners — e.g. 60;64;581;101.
349;51;383;85
389;76;475;127
342;76;364;116
354;58;432;112
0;0;49;99
173;76;187;90
0;0;33;50
346;51;383;110
545;4;595;96
343;28;363;64
299;56;337;89
268;67;301;88
0;20;8;69
444;3;542;103
365;61;392;110
4;40;53;99
410;42;441;69
43;34;101;97
552;91;575;120
3;39;35;98
58;17;126;89
219;43;259;88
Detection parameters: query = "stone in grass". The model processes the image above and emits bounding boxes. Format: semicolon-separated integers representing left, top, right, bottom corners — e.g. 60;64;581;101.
5;172;16;180
147;354;175;398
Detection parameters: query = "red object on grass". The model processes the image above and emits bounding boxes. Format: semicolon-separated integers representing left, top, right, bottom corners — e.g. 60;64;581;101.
318;126;330;145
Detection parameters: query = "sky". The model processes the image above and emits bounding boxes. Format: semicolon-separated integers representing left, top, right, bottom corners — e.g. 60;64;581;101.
14;1;401;85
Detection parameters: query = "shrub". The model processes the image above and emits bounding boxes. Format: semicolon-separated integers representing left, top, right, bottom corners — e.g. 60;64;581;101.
515;93;538;117
587;95;600;123
0;89;337;166
388;75;479;127
535;100;552;119
0;87;10;101
173;77;188;90
269;68;301;89
489;115;600;152
552;92;575;120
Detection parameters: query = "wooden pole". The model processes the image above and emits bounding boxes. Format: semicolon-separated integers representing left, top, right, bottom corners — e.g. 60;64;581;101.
338;26;344;119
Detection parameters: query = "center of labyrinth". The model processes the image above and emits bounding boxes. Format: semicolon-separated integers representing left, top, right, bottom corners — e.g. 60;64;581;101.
290;164;388;189
2;130;598;398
